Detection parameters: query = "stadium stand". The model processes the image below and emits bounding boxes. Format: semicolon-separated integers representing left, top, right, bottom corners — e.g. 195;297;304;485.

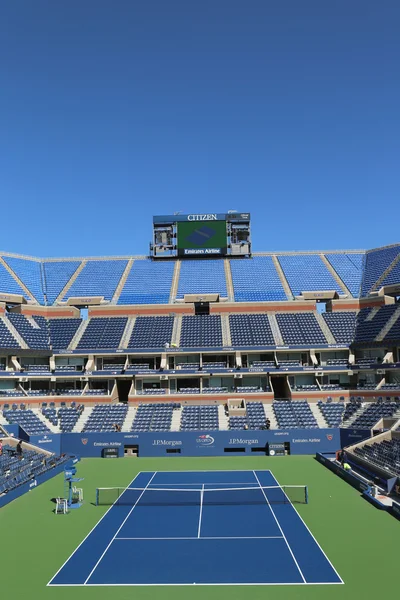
128;316;174;348
176;260;227;299
353;439;400;475
118;259;175;304
131;403;179;432
7;313;49;349
0;261;28;298
3;409;51;435
77;317;127;350
0;319;21;349
180;315;223;347
230;256;287;302
180;405;219;430
82;404;128;432
275;313;326;345
322;312;356;344
361;245;400;296
273;401;318;429
2;257;44;303
0;444;70;495
229;314;275;346
43;260;82;304
350;401;400;429
353;305;398;345
325;253;364;297
277;255;343;296
317;400;345;427
48;318;82;349
64;259;128;301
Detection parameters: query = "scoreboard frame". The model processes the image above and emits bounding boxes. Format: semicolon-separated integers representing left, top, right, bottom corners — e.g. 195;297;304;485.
150;212;251;259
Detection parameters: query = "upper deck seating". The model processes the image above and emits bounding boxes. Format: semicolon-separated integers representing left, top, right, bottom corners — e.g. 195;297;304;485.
176;260;227;299
324;253;364;297
361;245;400;296
65;259;128;301
43;260;82;304
2;257;45;303
230;256;287;302
277;254;343;296
118;259;174;304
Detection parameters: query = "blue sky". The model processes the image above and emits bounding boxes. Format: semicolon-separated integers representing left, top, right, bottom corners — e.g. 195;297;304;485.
1;1;399;257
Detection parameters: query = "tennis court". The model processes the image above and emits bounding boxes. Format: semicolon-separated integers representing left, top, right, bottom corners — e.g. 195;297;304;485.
48;469;343;586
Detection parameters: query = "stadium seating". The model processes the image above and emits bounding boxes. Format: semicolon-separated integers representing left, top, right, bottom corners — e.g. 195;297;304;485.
276;313;326;345
176;260;227;299
317;400;345;427
43;260;82;304
180;315;223;347
6;313;49;349
2;257;45;303
325;253;364;297
82;404;128;432
64;260;128;301
180;405;219;430
277;255;343;296
0;445;70;495
351;401;400;429
128;316;174;348
229;401;268;430
361;245;400;296
353;306;399;345
49;318;82;349
322;312;356;344
230;256;287;302
273;401;318;428
0;262;28;298
118;259;175;304
131;403;180;432
77;317;127;349
0;319;21;350
353;439;400;475
3;409;51;434
229;314;275;346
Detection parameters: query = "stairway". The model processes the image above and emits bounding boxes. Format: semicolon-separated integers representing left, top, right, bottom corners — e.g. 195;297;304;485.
119;317;136;349
221;314;232;347
315;312;336;344
72;407;93;432
375;305;400;342
33;408;61;433
272;255;293;300
1;316;29;349
218;404;229;430
171;406;183;431
263;403;278;429
268;313;284;346
342;405;366;428
169;260;181;303
171;315;182;347
55;260;86;303
309;403;328;428
224;260;235;301
122;406;137;432
68;319;90;350
112;258;134;304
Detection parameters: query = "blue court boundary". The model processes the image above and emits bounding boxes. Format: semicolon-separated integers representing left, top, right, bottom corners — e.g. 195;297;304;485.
48;470;343;587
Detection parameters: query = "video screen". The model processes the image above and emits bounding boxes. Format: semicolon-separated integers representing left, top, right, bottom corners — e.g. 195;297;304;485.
177;221;227;256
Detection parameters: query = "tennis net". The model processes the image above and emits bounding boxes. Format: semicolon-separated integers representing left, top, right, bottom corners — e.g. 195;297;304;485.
96;484;308;506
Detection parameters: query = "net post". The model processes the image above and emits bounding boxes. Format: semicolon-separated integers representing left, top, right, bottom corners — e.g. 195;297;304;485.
305;486;308;504
95;488;99;506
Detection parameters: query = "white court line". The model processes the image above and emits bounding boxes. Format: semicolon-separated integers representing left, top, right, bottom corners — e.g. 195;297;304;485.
47;470;147;586
115;536;284;540
268;472;344;585
253;470;306;584
83;471;157;585
147;482;258;486
197;484;204;538
49;581;343;587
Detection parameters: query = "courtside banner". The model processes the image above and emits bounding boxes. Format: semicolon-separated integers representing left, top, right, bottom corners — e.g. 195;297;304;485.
59;429;341;457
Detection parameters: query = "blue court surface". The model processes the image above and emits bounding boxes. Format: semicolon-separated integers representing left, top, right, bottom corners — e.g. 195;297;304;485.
48;470;343;587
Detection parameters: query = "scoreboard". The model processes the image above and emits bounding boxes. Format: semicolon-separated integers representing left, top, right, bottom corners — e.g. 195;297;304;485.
151;212;251;258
